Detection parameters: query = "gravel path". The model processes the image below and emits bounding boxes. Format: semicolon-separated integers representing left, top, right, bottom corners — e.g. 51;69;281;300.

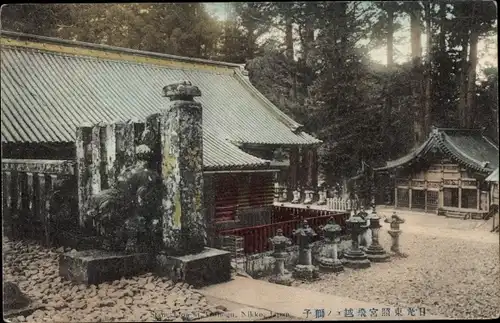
291;225;500;320
3;239;227;322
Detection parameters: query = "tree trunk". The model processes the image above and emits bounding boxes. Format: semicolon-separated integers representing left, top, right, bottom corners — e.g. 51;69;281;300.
410;7;424;147
457;30;469;128
439;3;446;51
387;7;394;67
247;23;255;59
384;5;394;154
466;29;479;128
424;1;432;135
285;12;297;100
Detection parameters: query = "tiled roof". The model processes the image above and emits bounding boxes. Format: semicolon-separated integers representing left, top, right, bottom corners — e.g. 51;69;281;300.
486;168;499;182
375;128;499;173
0;32;320;170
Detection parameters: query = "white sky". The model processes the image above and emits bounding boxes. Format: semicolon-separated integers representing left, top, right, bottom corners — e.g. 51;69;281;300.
205;2;498;76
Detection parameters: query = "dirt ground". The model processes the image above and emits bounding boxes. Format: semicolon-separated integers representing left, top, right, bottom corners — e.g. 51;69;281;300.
293;208;500;319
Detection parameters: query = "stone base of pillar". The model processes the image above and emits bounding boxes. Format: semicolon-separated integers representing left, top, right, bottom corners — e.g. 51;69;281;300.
343;248;371;269
365;244;390;263
318;257;344;273
269;272;293;286
155;247;231;288
59;250;151;285
292;264;319;280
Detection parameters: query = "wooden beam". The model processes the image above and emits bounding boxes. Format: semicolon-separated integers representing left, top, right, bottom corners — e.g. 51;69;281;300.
288;147;299;192
1;159;75;175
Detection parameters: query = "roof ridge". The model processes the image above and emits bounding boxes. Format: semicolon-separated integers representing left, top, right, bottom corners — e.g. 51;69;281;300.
1;44;233;76
0;30;242;68
482;135;499;150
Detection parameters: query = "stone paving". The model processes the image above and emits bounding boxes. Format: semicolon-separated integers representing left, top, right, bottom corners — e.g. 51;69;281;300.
3;238;228;322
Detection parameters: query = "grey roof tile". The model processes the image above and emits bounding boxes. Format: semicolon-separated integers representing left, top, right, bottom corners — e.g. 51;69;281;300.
375;128;499;173
1;36;320;169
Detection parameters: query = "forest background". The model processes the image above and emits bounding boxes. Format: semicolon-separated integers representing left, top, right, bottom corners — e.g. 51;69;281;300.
1;2;497;185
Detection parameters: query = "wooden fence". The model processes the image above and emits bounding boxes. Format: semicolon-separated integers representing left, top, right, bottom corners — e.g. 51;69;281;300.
1;159;76;245
217;209;349;255
326;197;358;211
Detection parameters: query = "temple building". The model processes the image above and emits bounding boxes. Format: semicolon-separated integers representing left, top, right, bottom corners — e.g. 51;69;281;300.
0;31;321;238
375;128;499;218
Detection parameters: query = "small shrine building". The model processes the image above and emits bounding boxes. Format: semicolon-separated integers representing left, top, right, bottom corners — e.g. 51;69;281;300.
375;128;499;218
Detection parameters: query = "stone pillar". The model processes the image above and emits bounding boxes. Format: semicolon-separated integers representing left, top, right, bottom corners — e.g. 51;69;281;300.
292;220;319;280
160;81;206;255
155;81;231;288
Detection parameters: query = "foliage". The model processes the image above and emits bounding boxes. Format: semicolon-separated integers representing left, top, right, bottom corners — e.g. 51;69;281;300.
1;2;497;185
85;161;163;253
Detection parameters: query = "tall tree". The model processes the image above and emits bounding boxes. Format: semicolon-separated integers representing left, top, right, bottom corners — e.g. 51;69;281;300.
407;2;425;146
0;4;71;36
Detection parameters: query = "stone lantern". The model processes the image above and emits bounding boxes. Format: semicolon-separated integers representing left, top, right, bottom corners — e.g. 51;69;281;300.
291;188;301;204
365;209;390;262
292;220;319;280
357;206;370;249
318;217;344;273
385;211;407;257
316;189;327;206
343;213;371;269
268;229;293;286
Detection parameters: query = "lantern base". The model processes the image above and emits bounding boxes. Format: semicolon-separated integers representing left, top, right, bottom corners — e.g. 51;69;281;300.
318;258;344;273
343;248;371;269
366;244;390;263
269;273;293;286
292;264;319;281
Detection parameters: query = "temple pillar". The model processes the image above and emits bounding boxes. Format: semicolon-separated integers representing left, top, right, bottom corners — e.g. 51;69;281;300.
408;187;412;209
288;147;300;200
458;179;462;209
394;186;398;208
302;147;318;204
477;185;480;210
